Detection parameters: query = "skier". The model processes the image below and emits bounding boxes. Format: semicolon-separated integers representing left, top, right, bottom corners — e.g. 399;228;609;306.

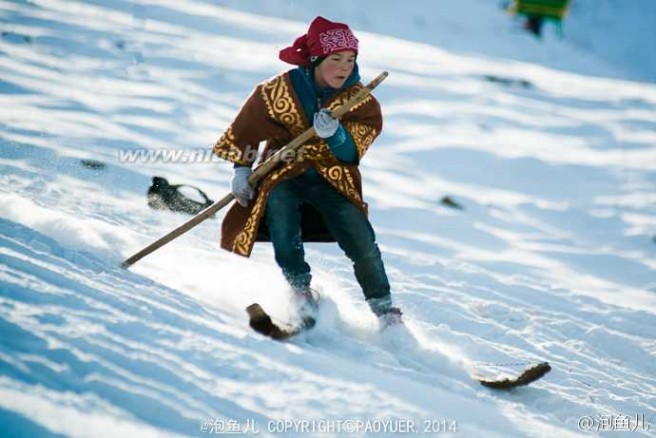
506;0;572;38
213;16;402;328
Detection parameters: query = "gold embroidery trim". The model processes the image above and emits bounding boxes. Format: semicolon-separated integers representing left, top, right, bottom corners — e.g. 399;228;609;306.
213;127;250;165
231;162;295;256
315;164;363;206
343;121;377;158
260;76;305;137
326;83;372;113
301;141;332;162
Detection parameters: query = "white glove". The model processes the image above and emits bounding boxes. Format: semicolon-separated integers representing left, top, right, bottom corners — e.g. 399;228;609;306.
313;109;339;139
231;166;253;207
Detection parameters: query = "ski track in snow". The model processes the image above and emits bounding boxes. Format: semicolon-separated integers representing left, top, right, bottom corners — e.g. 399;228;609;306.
1;0;655;437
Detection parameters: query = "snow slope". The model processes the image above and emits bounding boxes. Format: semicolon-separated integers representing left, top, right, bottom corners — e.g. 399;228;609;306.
1;0;655;436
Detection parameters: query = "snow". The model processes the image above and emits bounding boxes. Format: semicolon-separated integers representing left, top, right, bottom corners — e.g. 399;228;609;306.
1;0;655;437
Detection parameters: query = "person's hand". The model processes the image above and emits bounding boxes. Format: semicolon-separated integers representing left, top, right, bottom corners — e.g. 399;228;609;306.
313;109;339;138
231;166;253;207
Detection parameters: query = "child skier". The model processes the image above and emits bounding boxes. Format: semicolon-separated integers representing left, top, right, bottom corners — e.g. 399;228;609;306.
213;16;402;327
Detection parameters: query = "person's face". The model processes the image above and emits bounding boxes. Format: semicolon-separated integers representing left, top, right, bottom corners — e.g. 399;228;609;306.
314;50;356;89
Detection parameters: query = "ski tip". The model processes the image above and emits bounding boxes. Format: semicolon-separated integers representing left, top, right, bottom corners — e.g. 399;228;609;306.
245;303;275;336
245;303;266;320
479;362;552;390
245;303;300;341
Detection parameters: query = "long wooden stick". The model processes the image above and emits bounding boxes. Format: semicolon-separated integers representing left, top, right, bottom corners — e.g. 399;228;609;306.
121;71;388;269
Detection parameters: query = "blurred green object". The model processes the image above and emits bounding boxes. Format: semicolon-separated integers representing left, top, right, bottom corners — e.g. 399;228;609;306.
507;0;572;37
509;0;572;20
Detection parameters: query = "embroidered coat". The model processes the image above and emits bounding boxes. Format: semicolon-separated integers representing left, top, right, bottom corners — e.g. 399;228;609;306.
213;69;382;257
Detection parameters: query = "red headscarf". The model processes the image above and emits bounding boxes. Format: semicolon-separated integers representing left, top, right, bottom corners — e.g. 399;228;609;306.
279;16;359;66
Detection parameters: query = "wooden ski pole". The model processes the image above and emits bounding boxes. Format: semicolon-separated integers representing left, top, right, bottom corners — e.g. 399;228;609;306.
121;71;389;269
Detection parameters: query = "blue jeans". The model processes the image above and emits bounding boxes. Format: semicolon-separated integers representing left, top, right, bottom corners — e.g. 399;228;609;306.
265;172;391;306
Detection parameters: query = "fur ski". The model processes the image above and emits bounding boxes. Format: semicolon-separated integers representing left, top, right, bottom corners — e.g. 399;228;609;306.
245;303;315;341
245;304;551;389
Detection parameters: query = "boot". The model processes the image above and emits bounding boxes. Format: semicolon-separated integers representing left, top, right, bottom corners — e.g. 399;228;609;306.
379;307;404;329
292;287;319;328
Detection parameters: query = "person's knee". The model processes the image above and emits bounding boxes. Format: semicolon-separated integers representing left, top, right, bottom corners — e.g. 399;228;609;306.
266;195;293;221
346;239;381;265
332;215;377;261
266;198;300;243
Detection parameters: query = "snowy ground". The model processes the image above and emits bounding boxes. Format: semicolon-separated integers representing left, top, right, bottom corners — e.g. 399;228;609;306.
1;0;655;437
